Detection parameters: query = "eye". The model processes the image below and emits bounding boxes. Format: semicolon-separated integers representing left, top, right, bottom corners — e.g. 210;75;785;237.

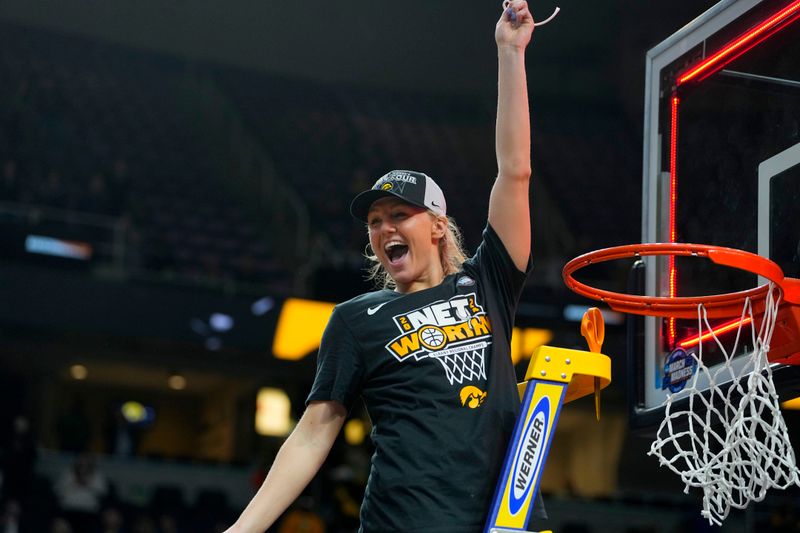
367;217;380;228
392;211;408;220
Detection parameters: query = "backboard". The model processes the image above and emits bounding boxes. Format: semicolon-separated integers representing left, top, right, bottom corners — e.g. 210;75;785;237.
633;0;800;431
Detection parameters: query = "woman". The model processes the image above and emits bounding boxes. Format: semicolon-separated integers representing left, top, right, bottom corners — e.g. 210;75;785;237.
228;1;535;531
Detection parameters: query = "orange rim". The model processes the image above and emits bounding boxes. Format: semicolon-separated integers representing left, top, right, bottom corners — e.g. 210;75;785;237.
562;243;793;319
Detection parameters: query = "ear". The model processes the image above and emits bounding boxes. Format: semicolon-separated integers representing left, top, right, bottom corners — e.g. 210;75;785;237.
431;216;447;240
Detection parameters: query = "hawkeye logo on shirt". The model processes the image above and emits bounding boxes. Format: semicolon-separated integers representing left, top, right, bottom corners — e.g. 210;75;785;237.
385;293;492;386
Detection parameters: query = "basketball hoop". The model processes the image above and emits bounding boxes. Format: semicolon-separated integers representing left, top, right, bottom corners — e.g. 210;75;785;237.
562;243;800;525
562;243;800;319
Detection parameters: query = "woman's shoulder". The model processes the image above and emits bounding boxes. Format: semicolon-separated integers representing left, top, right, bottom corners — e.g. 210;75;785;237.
334;289;399;318
339;288;395;307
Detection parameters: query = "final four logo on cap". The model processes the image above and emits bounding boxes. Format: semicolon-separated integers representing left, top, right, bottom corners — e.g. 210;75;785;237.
350;169;447;222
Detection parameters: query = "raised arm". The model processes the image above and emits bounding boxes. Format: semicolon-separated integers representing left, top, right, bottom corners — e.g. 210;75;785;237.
488;0;534;271
225;400;346;533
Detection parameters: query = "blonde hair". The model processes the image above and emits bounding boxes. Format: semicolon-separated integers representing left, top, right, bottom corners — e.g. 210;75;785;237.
365;213;467;290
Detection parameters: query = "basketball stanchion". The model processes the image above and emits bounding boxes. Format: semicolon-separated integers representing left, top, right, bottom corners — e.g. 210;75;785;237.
484;308;611;533
563;243;800;525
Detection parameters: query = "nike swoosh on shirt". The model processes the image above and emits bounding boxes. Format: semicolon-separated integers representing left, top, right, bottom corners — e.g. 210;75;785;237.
366;301;390;315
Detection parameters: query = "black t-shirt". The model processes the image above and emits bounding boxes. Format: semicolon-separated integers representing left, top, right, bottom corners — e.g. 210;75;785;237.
308;224;532;532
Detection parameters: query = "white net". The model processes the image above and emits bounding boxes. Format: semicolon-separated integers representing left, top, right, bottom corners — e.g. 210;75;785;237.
436;348;487;385
648;283;800;525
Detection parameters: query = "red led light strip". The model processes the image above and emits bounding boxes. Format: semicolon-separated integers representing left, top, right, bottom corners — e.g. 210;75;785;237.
678;0;800;85
666;1;800;346
668;95;679;346
678;316;754;349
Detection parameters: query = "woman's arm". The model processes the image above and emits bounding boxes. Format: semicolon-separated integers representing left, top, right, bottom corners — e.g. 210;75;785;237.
225;400;346;533
488;0;534;272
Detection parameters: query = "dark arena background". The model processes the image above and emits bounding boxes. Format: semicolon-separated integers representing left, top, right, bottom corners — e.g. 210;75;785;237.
2;1;799;532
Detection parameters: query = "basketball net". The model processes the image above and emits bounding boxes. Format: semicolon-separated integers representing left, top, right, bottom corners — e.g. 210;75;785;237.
436;348;487;385
648;283;800;525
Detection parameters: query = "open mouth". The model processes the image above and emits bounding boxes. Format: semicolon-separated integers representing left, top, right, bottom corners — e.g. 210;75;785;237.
385;242;409;265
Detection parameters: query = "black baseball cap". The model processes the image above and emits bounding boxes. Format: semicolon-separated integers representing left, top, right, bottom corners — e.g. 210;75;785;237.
349;170;447;222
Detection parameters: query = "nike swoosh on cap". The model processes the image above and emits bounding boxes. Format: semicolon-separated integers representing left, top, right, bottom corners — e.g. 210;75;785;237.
367;301;390;315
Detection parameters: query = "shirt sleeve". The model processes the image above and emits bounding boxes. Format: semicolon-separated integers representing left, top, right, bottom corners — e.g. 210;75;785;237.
463;223;532;308
306;307;365;411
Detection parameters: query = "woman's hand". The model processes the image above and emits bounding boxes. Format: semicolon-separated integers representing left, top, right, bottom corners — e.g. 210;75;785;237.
495;0;534;50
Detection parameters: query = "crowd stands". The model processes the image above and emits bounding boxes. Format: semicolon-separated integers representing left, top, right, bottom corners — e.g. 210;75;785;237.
214;71;641;265
0;23;288;291
0;21;641;295
0;414;371;533
214;69;500;255
0;462;235;533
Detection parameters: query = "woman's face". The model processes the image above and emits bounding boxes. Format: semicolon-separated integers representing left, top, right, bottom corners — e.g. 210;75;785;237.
367;197;445;291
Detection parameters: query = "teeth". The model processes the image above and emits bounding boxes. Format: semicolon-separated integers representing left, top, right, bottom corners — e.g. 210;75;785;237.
385;242;404;252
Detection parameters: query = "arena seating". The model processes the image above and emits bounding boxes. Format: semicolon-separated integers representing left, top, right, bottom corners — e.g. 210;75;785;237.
0;23;289;291
0;21;638;293
215;68;640;268
214;68;499;255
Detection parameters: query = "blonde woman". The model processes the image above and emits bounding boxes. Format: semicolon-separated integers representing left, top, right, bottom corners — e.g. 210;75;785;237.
228;1;536;530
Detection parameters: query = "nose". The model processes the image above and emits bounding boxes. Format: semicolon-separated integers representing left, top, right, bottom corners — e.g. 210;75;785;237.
369;220;396;249
377;219;397;234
